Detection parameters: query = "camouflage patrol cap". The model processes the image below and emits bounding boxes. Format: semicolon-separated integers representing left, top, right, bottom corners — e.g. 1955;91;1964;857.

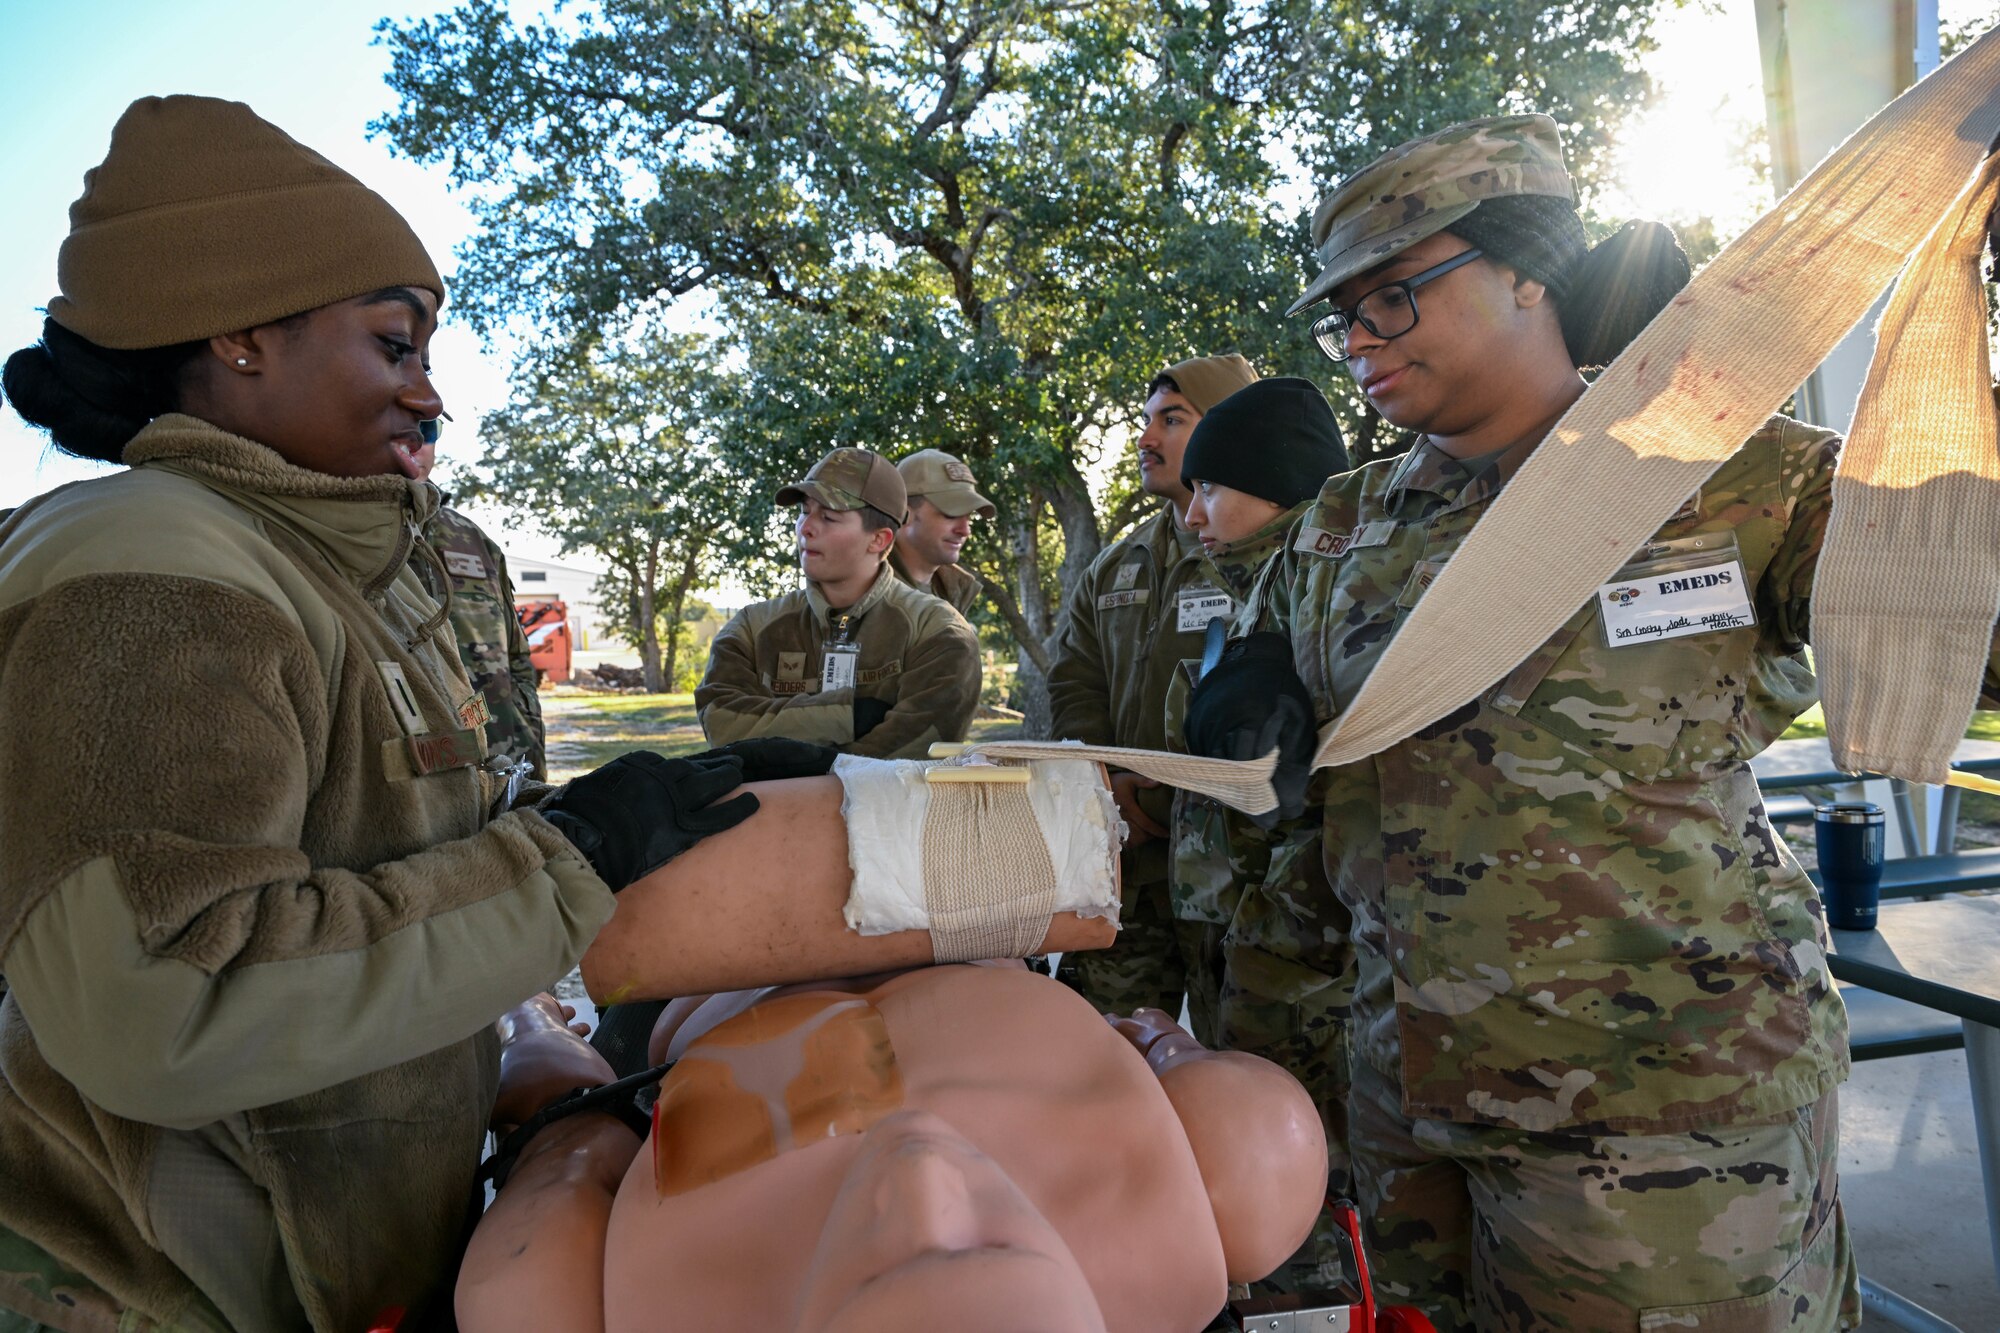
776;447;909;524
897;448;996;519
1288;113;1574;316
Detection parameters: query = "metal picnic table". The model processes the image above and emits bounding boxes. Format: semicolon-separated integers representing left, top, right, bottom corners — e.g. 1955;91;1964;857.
1750;737;2000;856
1831;897;2000;1331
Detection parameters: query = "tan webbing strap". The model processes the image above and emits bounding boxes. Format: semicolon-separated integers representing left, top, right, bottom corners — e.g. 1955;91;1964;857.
959;741;1280;817
1816;156;2000;778
1303;27;2000;784
922;779;1061;962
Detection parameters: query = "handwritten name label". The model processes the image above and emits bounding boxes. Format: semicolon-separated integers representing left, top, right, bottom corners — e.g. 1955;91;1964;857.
1597;559;1755;647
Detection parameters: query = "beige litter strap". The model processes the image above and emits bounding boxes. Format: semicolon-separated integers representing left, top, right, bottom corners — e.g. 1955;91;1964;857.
943;741;1280;818
920;779;1062;963
1815;157;2000;779
1301;26;2000;786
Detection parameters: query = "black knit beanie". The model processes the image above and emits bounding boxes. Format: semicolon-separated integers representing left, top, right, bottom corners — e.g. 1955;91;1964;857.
1447;193;1588;296
1181;377;1349;508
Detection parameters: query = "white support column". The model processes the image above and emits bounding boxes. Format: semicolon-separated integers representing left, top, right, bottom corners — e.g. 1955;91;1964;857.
1752;0;1937;432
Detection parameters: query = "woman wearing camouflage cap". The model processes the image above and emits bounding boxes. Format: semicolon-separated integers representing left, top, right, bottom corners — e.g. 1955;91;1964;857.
1184;114;1908;1329
0;97;765;1331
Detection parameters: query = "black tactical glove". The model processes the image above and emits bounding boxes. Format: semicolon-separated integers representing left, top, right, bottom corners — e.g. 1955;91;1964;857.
541;751;757;891
853;696;893;740
1184;631;1316;829
688;737;839;783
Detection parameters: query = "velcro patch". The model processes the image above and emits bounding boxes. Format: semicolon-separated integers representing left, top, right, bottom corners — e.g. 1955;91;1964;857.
858;661;904;685
772;679;815;695
1097;589;1150;610
444;551;488;579
777;651;808;680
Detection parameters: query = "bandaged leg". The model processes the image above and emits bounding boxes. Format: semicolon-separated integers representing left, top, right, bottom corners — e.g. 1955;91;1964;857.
835;756;1120;963
580;764;1121;1003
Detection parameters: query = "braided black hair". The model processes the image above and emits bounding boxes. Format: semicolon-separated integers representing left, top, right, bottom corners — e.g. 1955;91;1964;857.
1449;196;1692;370
2;319;204;464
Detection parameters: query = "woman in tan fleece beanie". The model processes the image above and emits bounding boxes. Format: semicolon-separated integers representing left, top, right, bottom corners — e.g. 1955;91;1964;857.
3;94;450;478
0;97;636;1333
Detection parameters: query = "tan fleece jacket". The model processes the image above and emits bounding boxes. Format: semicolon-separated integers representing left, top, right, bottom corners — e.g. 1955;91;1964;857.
696;565;981;759
0;416;615;1332
888;545;983;615
1047;505;1215;885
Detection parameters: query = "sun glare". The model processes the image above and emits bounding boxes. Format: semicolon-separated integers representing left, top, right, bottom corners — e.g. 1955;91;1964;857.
1602;3;1771;235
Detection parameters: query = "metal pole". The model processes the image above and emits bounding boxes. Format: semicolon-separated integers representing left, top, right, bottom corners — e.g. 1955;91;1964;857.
1962;1021;2000;1288
1860;1276;1966;1332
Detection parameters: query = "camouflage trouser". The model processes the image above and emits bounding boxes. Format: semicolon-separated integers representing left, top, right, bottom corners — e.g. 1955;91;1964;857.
1348;1059;1862;1332
0;1220;237;1333
0;1223;147;1333
1178;920;1354;1296
1056;875;1187;1017
1176;918;1225;1046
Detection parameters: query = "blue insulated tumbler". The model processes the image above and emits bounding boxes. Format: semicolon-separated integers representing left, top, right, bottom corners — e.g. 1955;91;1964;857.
1815;802;1885;931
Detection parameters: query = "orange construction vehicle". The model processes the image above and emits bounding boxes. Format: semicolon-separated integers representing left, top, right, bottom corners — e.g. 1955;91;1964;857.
516;598;573;685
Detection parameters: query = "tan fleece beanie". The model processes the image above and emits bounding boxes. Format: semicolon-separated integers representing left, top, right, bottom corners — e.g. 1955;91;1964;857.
48;95;445;350
1160;353;1259;414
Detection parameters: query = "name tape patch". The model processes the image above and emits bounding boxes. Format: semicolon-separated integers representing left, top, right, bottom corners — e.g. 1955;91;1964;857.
1295;526;1351;558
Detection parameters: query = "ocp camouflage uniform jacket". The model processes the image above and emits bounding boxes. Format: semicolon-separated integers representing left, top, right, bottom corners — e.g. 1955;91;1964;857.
889;546;983;616
696;566;981;760
1049;505;1231;885
415;504;546;779
1255;417;2000;1135
1165;503;1353;1058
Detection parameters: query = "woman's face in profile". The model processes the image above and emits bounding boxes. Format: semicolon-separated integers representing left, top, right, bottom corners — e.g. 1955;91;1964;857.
214;286;444;478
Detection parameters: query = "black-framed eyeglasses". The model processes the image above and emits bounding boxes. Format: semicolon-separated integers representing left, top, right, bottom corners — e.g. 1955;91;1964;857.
1309;247;1484;363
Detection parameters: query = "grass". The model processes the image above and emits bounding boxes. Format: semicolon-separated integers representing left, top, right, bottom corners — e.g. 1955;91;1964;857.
1778;708;2000;845
543;690;1023;782
1780;706;2000;744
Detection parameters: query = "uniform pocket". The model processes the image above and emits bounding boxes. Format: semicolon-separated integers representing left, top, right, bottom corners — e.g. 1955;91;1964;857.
1636;1188;1853;1331
1499;535;1759;784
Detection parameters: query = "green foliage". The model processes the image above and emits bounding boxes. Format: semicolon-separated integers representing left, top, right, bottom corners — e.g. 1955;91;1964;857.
461;326;758;690
1944;6;2000;58
378;0;1676;719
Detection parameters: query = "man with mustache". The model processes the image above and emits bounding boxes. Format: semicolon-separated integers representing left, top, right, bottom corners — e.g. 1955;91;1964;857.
1046;353;1259;1018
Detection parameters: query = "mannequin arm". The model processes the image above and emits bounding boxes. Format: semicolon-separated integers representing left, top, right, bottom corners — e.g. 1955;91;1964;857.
456;1111;640;1333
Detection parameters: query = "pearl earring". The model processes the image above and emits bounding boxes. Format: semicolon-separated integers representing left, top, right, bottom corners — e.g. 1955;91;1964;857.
235;358;248;367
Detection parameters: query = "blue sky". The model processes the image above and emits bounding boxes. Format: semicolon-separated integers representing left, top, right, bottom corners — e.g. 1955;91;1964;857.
0;0;520;525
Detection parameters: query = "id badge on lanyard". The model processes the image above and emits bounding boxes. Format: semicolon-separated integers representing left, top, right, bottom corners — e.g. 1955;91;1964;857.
822;613;859;690
822;645;859;690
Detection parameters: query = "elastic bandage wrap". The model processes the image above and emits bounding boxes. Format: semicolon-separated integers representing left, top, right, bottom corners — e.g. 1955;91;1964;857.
833;756;1119;963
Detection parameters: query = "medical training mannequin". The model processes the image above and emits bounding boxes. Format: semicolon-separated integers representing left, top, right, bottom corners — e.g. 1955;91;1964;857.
460;964;1329;1332
582;768;1121;1001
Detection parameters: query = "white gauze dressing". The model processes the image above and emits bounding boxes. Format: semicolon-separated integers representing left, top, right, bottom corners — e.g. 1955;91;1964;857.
833;756;1120;946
